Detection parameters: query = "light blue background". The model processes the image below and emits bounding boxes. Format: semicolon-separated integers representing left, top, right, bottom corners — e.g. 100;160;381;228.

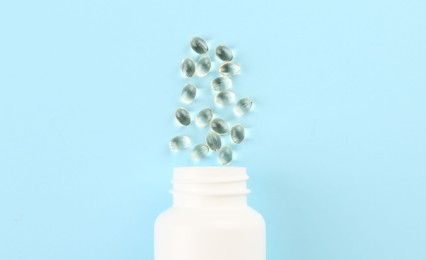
1;0;425;259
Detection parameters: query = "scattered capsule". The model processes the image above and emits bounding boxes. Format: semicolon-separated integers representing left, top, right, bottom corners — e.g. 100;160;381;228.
181;58;195;77
196;108;213;128
215;91;235;106
169;136;191;151
206;131;222;151
231;124;245;144
175;107;191;126
219;62;240;77
234;98;253;116
197;56;211;77
181;84;197;104
211;77;232;91
218;146;233;165
191;144;209;161
215;45;233;61
211;118;229;135
190;37;208;54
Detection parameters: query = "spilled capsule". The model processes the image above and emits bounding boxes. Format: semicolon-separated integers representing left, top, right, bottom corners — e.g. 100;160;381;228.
215;45;233;61
196;108;213;128
197;56;211;77
215;91;235;106
169;136;191;151
181;84;197;104
231;124;245;144
175;107;191;126
206;131;222;151
191;144;209;161
218;146;233;165
234;98;253;116
211;77;232;91
219;62;240;77
211;118;229;135
181;58;195;77
190;37;208;54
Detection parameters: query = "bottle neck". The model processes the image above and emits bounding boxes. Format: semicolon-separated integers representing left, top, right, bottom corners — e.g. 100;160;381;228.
171;167;250;208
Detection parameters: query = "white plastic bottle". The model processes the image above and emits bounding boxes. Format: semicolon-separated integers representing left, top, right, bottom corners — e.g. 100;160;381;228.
154;167;266;260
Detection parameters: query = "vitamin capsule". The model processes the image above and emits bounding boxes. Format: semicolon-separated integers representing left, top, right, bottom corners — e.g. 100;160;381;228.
196;108;213;128
169;136;191;151
181;84;197;104
190;37;208;54
191;144;209;161
234;98;253;116
218;146;233;165
215;91;235;106
206;131;222;151
181;58;195;77
175;107;191;126
196;56;211;77
231;124;245;144
211;77;232;91
211;118;229;135
215;45;233;61
219;62;240;76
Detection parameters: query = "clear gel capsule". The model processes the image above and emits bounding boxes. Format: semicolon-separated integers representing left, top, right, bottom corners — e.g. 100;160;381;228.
206;131;222;151
211;118;229;135
169;136;191;151
197;56;211;77
196;108;213;128
175;107;191;126
191;144;209;161
181;84;197;104
219;62;240;76
211;77;232;91
218;146;233;165
231;124;245;144
234;98;253;116
181;58;195;77
215;91;235;106
215;45;233;61
190;37;208;54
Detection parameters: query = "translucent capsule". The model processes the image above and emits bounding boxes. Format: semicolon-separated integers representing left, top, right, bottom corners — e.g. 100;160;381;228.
211;77;232;91
231;124;245;144
218;146;233;165
211;118;229;135
234;98;253;116
175;107;191;126
169;136;191;151
215;91;235;106
191;144;209;161
219;62;240;77
196;108;213;128
181;84;197;104
181;58;195;77
196;56;211;77
206;131;222;151
190;37;208;54
215;45;233;61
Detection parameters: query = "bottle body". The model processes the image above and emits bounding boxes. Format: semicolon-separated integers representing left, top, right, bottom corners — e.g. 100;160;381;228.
154;167;266;260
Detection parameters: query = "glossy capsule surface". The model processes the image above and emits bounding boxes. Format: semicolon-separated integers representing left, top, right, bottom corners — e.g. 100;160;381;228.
169;136;191;151
218;146;233;165
231;124;245;144
181;58;195;77
206;131;222;151
191;144;209;161
210;118;229;135
197;56;211;77
175;107;191;126
195;108;213;128
215;91;235;106
181;84;196;104
211;77;232;91
234;98;253;116
190;37;208;54
215;45;233;61
219;62;240;76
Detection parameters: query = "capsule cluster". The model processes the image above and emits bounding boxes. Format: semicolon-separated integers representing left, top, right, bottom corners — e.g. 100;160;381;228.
169;37;253;165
